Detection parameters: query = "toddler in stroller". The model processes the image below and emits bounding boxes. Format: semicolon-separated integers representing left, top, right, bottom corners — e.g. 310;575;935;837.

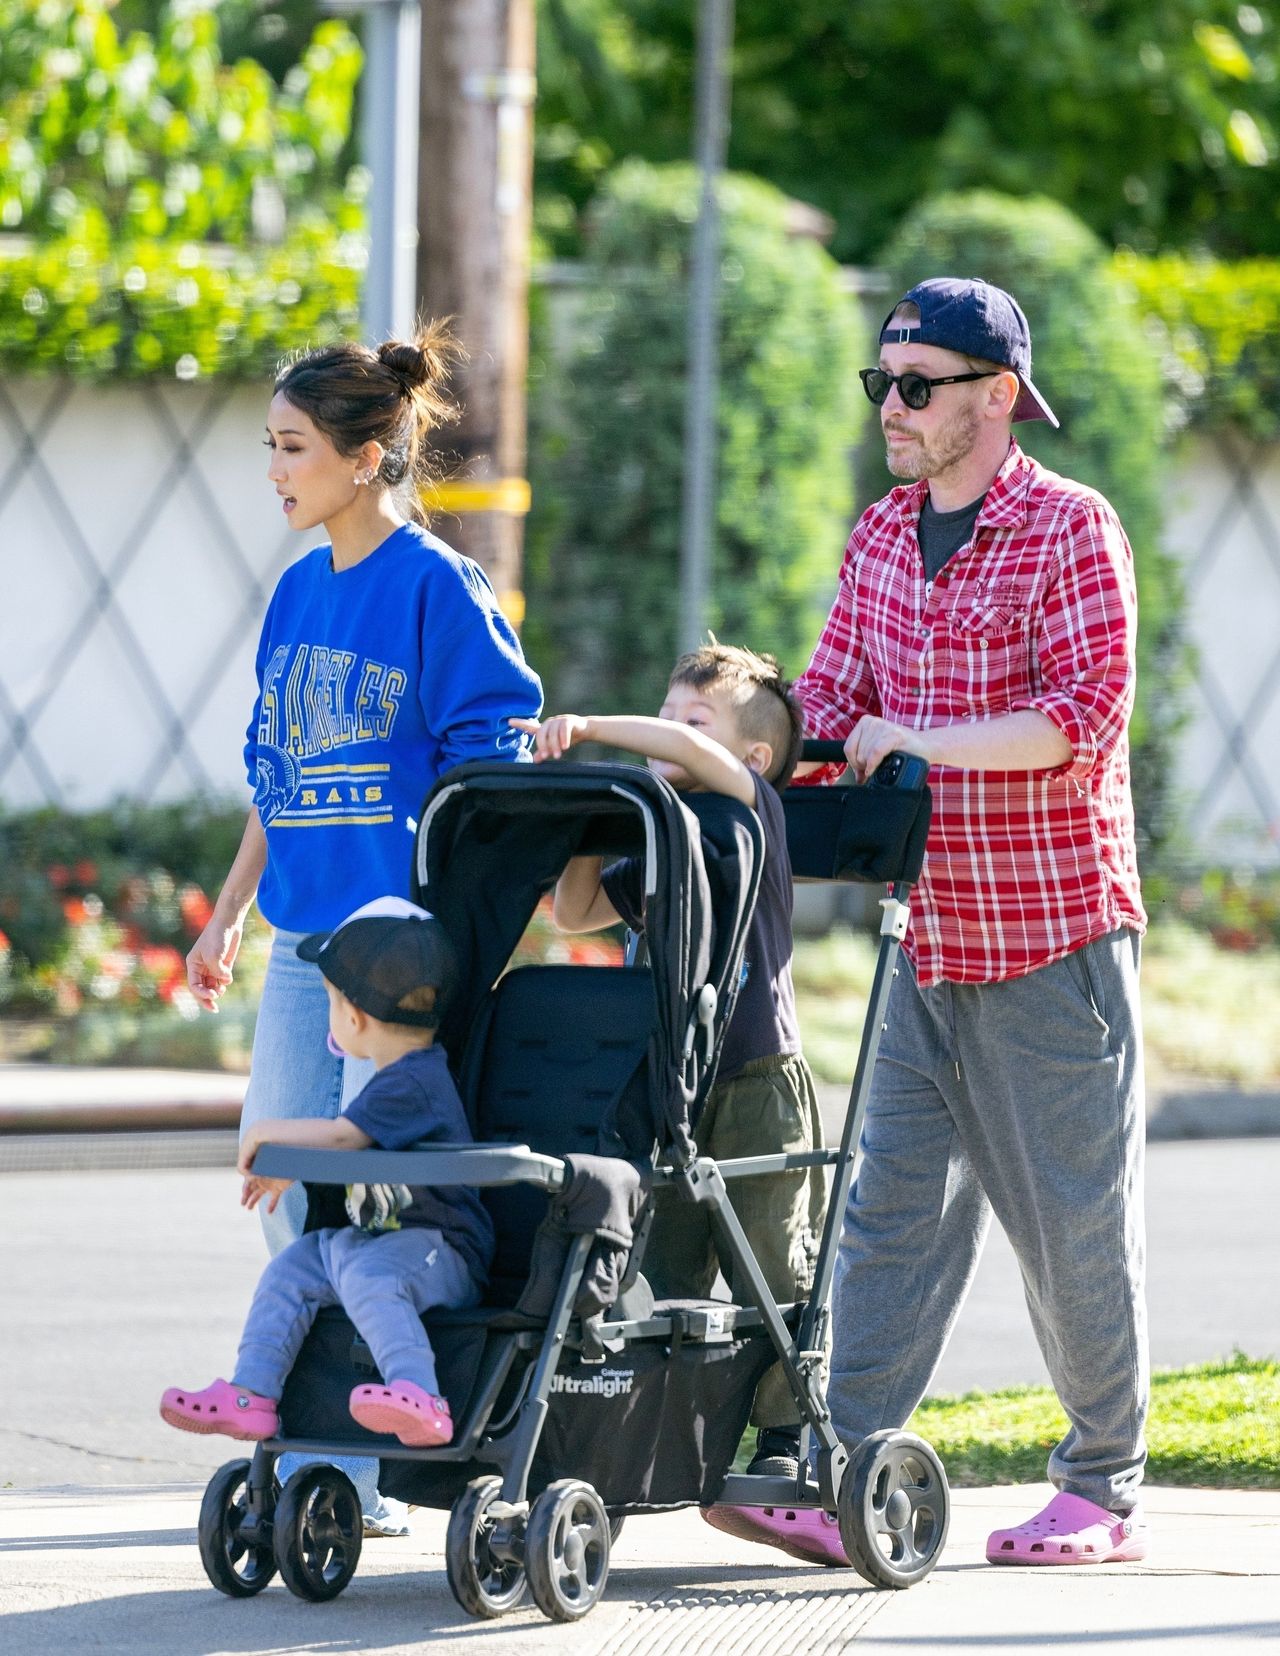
161;896;491;1451
177;742;946;1620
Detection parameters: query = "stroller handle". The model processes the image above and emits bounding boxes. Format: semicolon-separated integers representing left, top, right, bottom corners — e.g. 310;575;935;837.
251;1141;569;1191
800;739;847;763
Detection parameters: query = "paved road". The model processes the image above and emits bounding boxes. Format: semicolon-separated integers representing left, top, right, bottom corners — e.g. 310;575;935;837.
4;1136;1278;1490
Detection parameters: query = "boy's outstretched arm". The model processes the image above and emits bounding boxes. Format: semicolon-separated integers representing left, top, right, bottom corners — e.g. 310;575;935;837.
552;854;621;933
509;714;757;806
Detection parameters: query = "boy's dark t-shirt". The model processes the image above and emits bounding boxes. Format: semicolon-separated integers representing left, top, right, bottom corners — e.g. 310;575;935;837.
343;1044;495;1282
601;771;801;1081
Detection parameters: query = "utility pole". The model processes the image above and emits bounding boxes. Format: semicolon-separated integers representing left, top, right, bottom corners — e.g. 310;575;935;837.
320;0;420;342
679;0;734;653
418;0;535;622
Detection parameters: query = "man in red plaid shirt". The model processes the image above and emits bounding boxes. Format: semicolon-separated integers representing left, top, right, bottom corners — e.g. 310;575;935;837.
732;277;1152;1570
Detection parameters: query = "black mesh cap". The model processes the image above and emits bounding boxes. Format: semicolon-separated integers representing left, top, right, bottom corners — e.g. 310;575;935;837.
296;897;458;1027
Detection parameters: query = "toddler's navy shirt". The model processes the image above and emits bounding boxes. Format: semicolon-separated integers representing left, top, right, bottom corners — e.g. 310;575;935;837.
343;1045;495;1282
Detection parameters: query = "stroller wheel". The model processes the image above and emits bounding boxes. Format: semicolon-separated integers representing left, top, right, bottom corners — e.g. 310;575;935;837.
525;1479;611;1622
272;1463;363;1601
446;1476;529;1617
838;1429;950;1589
198;1459;277;1597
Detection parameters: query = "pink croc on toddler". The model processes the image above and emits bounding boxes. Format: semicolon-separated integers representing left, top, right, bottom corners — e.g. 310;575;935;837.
160;1379;278;1440
349;1381;453;1447
701;1503;848;1566
986;1491;1149;1565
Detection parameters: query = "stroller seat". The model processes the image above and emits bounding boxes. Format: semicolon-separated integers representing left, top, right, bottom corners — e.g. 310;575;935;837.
461;961;655;1307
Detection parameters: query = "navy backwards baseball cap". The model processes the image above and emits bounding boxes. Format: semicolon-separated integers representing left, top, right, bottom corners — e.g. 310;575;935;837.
297;896;458;1027
879;277;1059;428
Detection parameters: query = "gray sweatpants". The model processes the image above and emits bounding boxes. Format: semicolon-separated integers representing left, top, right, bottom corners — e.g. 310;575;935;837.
828;928;1149;1514
234;1225;477;1402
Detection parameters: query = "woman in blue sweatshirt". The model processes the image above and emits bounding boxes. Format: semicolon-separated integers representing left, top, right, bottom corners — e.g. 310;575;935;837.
183;323;541;1530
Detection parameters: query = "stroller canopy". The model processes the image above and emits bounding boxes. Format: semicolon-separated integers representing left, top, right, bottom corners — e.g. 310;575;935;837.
411;760;764;1164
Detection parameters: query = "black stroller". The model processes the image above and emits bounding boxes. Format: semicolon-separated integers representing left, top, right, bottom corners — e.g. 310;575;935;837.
195;745;948;1621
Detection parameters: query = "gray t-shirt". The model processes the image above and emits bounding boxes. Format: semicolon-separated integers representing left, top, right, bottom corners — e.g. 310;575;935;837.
918;492;985;581
601;772;800;1081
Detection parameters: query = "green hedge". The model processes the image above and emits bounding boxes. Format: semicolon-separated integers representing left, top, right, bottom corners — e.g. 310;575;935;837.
525;161;866;714
0;1;361;244
1119;251;1280;441
0;219;361;380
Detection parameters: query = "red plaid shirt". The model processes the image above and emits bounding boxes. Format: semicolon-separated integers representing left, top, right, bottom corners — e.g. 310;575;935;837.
795;441;1146;985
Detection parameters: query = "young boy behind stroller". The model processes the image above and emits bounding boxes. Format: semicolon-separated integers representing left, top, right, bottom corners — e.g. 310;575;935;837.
511;642;826;1485
160;897;494;1450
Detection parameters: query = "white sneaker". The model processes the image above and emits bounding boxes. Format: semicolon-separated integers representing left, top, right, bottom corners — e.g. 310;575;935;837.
363;1494;412;1538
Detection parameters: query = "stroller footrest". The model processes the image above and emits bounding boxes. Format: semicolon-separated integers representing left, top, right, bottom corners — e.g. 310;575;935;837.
715;1472;826;1509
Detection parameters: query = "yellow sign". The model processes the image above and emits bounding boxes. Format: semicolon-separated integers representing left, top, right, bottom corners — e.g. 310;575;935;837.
423;477;532;516
498;589;526;628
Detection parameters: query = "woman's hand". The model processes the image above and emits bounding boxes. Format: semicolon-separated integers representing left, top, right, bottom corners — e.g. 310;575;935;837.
187;913;243;1013
187;808;266;1013
509;714;591;761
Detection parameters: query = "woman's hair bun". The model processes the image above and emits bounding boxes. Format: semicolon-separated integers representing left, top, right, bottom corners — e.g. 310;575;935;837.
377;339;430;392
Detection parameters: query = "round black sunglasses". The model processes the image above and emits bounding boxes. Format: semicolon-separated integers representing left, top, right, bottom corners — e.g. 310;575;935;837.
859;367;999;411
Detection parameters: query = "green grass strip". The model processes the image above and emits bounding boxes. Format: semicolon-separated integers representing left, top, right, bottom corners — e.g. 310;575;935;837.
914;1354;1280;1488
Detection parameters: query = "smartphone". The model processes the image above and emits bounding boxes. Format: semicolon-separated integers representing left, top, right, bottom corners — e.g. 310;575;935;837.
868;750;929;789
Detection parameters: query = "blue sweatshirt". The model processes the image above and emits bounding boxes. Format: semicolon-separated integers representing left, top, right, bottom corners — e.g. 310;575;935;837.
245;522;541;932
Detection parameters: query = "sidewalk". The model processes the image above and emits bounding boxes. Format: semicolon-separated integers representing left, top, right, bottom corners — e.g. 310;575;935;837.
1;1481;1276;1654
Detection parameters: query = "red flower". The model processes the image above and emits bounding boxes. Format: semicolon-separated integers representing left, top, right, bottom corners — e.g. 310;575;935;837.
47;864;70;889
73;859;98;887
0;928;9;951
179;885;214;934
61;897;88;925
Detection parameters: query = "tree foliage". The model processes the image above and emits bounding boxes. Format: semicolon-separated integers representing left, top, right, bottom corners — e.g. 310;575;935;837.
524;162;865;714
534;0;1280;264
0;0;364;379
0;0;362;244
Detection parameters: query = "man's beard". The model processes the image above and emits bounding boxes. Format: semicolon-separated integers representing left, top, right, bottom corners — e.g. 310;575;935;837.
884;400;981;480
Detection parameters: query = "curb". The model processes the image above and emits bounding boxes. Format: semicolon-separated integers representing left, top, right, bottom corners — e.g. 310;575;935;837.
0;1098;242;1134
0;1073;1276;1143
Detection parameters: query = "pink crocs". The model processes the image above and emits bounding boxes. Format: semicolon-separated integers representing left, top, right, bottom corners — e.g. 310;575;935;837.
160;1378;278;1441
986;1491;1149;1565
349;1380;453;1447
701;1502;848;1567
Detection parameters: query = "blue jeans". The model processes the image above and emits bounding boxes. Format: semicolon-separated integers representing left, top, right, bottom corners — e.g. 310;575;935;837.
240;929;375;1253
239;929;379;1507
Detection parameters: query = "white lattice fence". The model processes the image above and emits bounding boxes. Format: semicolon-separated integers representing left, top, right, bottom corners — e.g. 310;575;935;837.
2;382;1279;869
0;377;296;808
1164;433;1280;867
